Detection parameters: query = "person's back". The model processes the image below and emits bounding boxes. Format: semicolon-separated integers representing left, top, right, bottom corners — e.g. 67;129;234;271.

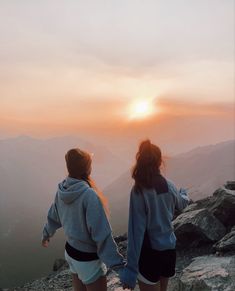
132;176;188;251
53;177;114;255
42;148;124;291
121;140;189;291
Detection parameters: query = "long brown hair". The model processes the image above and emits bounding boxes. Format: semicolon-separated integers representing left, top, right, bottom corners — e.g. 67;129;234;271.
132;139;163;190
65;148;109;216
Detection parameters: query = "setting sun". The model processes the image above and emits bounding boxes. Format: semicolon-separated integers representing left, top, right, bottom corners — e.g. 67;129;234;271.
129;99;154;120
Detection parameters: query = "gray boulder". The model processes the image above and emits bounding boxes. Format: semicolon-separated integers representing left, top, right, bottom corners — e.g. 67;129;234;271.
179;184;235;229
173;208;226;247
213;226;235;252
179;255;235;291
207;186;235;227
225;181;235;191
53;258;68;272
182;202;202;213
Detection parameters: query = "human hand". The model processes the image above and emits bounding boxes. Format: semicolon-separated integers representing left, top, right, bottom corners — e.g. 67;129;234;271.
41;239;50;247
118;266;134;290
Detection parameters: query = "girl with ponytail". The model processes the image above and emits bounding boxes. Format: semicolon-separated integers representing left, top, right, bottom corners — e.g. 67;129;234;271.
121;140;189;291
42;148;124;291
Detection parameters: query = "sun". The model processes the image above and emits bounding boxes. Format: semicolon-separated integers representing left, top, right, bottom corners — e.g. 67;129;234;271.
129;99;154;119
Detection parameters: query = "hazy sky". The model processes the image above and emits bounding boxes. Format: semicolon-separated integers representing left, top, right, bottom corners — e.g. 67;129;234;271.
0;0;234;139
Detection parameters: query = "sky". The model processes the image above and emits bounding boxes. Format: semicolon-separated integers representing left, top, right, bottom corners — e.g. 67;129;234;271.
0;0;234;144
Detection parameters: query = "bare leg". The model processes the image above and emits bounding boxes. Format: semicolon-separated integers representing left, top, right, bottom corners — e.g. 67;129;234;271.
86;275;107;291
138;280;160;291
159;276;169;291
72;273;87;291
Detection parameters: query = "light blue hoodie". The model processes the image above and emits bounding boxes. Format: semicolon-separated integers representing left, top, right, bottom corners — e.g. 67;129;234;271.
120;178;189;289
42;177;124;269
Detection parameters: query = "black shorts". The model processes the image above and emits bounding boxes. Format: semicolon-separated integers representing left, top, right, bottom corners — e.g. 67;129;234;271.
138;247;176;283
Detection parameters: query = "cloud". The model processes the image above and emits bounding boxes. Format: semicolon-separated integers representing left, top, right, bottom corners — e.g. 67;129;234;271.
155;98;235;116
0;0;233;68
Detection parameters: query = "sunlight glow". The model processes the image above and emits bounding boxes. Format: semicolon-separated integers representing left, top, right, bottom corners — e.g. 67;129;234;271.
128;99;155;120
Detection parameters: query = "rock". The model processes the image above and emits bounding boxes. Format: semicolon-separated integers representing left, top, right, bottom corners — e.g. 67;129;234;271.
182;203;200;213
114;234;127;244
53;258;68;272
17;269;73;290
207;186;235;227
225;181;235;191
174;199;194;218
9;269;136;291
182;183;235;224
181;198;209;215
178;183;235;228
213;226;235;252
107;271;139;291
173;208;226;247
179;255;235;291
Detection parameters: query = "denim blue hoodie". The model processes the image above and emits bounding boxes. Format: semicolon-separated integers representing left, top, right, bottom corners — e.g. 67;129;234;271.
42;177;124;269
120;176;189;289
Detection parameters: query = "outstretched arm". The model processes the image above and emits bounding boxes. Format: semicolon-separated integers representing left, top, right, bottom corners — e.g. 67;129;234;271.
42;202;62;246
168;181;190;212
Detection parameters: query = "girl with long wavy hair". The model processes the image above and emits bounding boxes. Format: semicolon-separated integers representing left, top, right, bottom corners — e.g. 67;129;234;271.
42;148;124;291
121;140;189;291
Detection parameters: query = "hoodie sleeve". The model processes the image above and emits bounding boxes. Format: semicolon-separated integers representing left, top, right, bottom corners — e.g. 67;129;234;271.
85;189;124;269
168;181;190;212
42;201;62;240
120;188;147;289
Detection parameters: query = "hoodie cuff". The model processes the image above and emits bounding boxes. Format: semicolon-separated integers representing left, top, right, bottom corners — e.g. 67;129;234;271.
120;266;137;289
42;228;50;241
41;234;50;241
110;261;126;272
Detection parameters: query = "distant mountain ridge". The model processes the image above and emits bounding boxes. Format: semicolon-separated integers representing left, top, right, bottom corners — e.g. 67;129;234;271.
166;139;235;198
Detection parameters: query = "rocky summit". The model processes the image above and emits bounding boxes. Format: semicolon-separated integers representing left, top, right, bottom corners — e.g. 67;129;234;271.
4;181;235;291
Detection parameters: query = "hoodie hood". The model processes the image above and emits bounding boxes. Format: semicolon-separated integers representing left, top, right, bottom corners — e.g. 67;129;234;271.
58;177;90;204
